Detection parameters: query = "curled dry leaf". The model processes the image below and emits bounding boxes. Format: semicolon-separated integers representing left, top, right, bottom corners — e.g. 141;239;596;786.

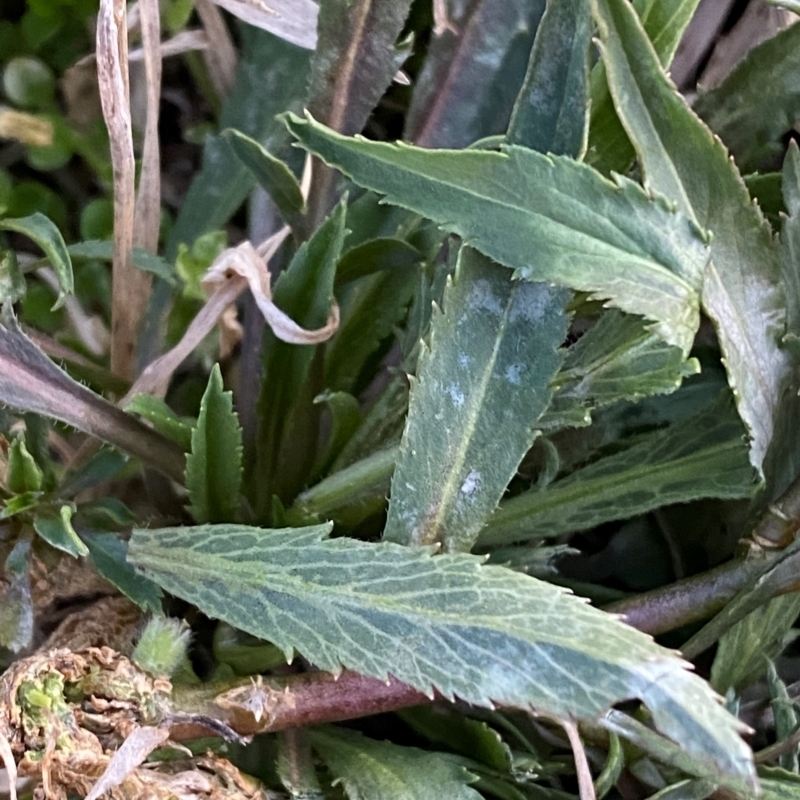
127;228;339;400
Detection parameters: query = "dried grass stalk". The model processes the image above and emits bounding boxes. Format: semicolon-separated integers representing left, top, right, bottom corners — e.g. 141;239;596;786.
196;0;238;96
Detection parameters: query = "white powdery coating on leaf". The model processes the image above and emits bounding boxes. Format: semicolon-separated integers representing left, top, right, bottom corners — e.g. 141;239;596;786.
460;470;481;496
505;363;523;385
468;279;505;314
510;282;558;324
446;383;466;408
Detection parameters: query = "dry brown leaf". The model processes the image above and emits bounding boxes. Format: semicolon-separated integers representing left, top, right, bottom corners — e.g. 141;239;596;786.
128;29;210;61
133;0;162;255
0;108;53;147
126;225;339;401
96;0;139;381
208;0;319;50
196;0;238;95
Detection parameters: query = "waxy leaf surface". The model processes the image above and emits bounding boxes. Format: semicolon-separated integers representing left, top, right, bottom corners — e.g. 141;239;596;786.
311;727;481;800
479;395;757;547
592;0;791;473
129;523;755;791
284;112;708;354
384;248;569;551
507;0;592;156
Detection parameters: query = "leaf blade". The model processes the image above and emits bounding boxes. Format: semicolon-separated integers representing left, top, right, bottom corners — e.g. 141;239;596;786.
592;0;791;474
507;0;592;156
284;112;708;355
478;394;757;547
185;364;243;523
384;248;569;551
310;727;482;800
0;212;72;305
128;523;756;791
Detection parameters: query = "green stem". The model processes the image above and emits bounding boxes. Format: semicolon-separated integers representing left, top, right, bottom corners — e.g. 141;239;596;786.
286;446;396;523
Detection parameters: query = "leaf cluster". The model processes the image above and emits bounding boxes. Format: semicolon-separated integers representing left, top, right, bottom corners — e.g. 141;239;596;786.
2;1;800;799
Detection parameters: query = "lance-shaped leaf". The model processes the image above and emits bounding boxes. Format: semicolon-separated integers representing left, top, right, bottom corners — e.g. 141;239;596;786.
694;22;800;175
253;199;345;513
587;0;703;177
185;364;243;523
283;112;708;355
542;311;700;432
592;0;791;474
0;315;185;482
307;0;412;137
384;248;569;551
128;522;756;792
166;28;310;260
310;727;482;800
478;394;757;547
781;142;800;358
507;0;592;156
405;0;545;148
221;129;306;229
0;212;72;305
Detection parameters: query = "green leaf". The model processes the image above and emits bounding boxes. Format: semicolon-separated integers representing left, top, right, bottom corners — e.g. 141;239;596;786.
398;706;512;771
478;394;757;547
175;230;227;301
221;129;306;228
745;172;785;228
185;364;243;523
681;537;800;660
405;0;545;148
325;267;416;394
310;727;482;800
34;505;89;558
507;0;592;156
165;28;310;260
542;310;700;432
125;394;193;451
58;448;128;499
711;594;800;695
81;531;162;613
310;390;362;479
307;0;413;137
0;540;33;653
384;248;569;551
0;212;72;306
8;434;43;493
767;662;800;773
592;0;790;475
694;23;800;174
0;491;42;521
0;247;25;304
766;0;800;10
781;142;800;358
586;0;703;176
288;446;396;528
283;111;708;355
128;522;756;792
645;780;716;800
761;769;800;800
602;709;727;788
335;237;422;286
253;199;345;514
